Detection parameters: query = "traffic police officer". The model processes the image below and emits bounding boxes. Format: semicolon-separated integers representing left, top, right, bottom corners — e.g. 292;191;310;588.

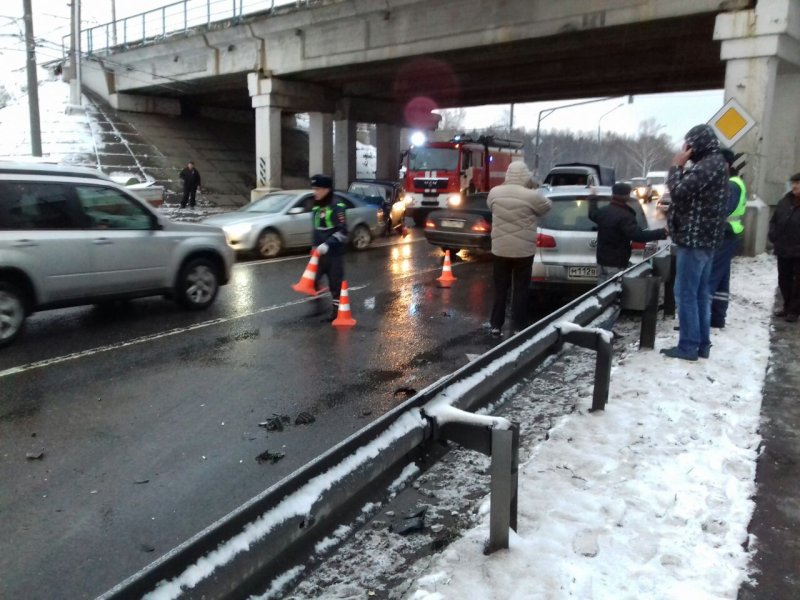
310;174;348;321
708;149;747;329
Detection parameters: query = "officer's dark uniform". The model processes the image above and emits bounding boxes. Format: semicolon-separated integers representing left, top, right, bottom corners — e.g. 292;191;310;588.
311;174;348;320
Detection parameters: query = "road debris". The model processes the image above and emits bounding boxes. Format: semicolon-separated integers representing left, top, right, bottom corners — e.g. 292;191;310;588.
255;450;286;464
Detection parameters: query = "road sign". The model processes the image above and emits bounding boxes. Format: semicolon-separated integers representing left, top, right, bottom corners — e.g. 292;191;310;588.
708;98;756;147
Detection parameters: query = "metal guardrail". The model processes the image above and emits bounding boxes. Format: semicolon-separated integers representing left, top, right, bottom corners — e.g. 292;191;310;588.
63;0;319;57
97;251;669;599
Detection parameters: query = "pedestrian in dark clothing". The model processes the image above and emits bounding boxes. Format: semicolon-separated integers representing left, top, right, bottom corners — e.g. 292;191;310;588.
707;149;747;328
310;174;348;321
179;161;201;208
768;172;800;322
661;124;729;361
588;182;667;283
487;161;552;337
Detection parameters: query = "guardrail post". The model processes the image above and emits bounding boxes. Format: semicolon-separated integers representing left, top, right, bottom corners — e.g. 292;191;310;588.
488;426;519;553
639;276;661;350
662;251;677;317
557;326;613;412
435;420;519;554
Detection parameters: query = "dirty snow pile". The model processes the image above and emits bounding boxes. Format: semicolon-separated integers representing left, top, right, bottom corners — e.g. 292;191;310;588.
409;254;774;600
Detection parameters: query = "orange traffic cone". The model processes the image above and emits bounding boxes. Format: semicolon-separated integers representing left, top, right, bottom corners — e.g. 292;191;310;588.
292;249;321;296
437;249;457;287
331;281;357;328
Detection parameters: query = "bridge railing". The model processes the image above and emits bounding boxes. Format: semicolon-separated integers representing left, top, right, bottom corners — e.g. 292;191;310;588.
63;0;319;57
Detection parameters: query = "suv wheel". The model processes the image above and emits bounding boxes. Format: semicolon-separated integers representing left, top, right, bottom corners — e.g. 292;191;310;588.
177;258;219;310
257;230;282;258
351;225;371;251
0;282;26;347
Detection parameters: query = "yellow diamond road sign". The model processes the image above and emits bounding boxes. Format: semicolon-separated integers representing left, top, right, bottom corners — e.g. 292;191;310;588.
708;99;756;147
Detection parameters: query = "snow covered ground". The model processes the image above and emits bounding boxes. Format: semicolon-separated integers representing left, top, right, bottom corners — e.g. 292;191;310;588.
287;255;775;600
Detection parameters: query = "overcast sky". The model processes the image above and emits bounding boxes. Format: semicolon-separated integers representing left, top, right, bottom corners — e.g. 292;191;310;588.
1;1;725;145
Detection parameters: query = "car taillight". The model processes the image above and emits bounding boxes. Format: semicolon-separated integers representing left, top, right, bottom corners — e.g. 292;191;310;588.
425;220;436;229
631;241;646;250
471;219;490;232
537;233;556;248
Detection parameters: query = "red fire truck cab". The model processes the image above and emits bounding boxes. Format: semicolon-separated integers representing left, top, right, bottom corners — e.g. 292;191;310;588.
402;135;524;226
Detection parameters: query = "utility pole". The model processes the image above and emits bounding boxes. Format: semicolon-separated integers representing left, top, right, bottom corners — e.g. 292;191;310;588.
69;0;82;108
22;0;42;156
111;0;117;46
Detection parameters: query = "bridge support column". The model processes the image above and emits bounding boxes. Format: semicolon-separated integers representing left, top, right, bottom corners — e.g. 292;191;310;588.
716;0;800;208
254;104;282;190
334;118;357;191
309;112;333;178
376;124;401;181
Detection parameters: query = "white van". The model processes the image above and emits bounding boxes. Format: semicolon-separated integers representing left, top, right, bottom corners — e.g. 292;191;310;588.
646;171;668;200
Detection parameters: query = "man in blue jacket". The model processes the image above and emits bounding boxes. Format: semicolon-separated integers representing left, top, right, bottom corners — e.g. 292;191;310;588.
310;174;348;321
661;125;729;361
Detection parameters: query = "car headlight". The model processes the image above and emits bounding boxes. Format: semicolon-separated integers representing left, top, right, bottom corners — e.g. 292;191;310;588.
448;194;462;207
223;223;253;238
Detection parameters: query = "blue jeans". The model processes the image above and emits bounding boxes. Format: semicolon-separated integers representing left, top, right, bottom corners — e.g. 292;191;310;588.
676;246;714;356
708;236;741;327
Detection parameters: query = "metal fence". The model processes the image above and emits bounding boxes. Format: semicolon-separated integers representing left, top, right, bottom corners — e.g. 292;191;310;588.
63;0;320;56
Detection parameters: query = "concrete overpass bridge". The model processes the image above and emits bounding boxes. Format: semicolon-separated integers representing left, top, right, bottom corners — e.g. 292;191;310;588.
77;0;800;205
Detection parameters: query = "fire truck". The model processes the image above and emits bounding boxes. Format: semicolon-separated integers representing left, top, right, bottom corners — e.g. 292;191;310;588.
402;135;524;225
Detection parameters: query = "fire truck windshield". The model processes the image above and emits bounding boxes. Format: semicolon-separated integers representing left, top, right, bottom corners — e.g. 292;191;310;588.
407;147;459;172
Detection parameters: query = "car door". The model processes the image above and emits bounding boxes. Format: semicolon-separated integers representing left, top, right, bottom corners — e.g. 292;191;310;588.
73;184;172;294
284;194;315;248
0;180;95;303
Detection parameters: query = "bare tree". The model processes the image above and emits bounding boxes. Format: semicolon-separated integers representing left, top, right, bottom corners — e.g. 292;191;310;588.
625;118;674;176
435;108;467;132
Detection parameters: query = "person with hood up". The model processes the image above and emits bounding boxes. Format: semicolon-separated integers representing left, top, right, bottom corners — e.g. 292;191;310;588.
661;124;729;361
768;172;800;322
310;174;348;322
588;182;668;283
487;161;552;337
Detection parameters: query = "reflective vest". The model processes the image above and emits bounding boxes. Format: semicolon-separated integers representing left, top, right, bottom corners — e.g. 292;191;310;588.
727;176;747;235
313;202;345;229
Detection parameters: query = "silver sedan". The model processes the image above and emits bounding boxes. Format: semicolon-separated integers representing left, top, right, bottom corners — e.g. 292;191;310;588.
202;190;383;258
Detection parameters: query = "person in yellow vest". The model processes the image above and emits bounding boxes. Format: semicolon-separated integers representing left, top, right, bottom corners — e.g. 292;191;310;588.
707;148;747;329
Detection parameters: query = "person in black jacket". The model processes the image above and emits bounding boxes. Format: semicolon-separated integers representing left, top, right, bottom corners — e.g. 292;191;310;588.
588;182;667;283
179;161;201;208
768;172;800;322
310;174;348;321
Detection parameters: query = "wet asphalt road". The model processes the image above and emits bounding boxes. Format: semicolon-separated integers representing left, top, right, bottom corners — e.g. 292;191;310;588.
0;232;509;600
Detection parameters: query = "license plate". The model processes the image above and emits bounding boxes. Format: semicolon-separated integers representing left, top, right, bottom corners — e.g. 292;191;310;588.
567;266;597;279
441;219;465;229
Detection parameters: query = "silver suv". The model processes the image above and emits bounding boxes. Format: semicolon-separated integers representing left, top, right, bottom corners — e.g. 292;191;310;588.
0;162;235;347
531;186;654;291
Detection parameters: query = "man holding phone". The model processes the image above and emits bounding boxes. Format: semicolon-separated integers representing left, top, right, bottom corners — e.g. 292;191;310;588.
661;124;729;361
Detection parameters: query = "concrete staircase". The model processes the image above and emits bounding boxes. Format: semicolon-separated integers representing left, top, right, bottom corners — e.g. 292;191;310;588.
82;92;310;207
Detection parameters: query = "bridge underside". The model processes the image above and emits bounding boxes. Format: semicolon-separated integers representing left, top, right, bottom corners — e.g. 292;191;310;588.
132;13;723;112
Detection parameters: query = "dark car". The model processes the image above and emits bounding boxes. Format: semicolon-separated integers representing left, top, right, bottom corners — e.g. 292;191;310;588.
347;179;407;236
423;192;491;252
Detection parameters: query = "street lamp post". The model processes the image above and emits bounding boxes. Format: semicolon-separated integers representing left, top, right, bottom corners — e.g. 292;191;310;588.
597;102;625;145
534;95;633;177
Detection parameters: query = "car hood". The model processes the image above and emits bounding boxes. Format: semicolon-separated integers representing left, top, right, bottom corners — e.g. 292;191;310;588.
202;212;278;227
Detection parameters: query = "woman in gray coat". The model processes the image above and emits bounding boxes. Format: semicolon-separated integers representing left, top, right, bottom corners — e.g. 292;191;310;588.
487;161;552;337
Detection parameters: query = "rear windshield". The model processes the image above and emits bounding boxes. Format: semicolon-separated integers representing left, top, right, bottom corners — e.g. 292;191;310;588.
463;193;488;210
407;147;459;172
647;176;665;185
544;171;590;186
347;183;387;206
539;195;647;231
